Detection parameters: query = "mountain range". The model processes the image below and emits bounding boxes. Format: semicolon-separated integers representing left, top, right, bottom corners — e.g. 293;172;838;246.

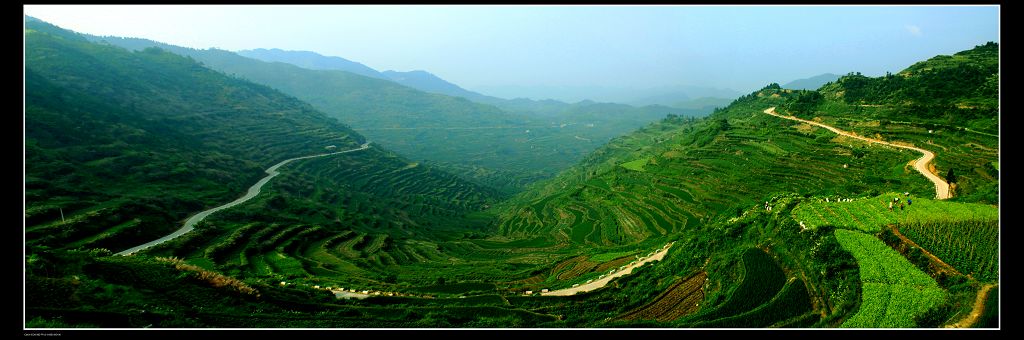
781;73;842;90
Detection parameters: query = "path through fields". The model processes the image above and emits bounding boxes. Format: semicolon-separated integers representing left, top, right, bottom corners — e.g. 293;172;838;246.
541;242;673;296
117;142;371;256
946;283;997;328
764;107;950;199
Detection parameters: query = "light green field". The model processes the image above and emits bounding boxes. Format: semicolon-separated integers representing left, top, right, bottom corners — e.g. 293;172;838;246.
792;192;997;232
834;229;946;328
620;158;649;172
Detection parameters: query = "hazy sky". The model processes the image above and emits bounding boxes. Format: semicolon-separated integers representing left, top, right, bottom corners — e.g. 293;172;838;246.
24;5;999;99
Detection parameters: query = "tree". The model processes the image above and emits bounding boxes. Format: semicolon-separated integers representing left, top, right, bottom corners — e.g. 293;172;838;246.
717;118;731;131
435;277;446;285
946;168;957;183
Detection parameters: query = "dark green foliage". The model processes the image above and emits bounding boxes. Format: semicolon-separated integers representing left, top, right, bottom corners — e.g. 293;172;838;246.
834;43;997;108
362;294;506;307
24;20;370;252
406;282;496;295
782;90;824;117
25;18;500;278
898;220;998;282
695;248;786;321
913;295;956;328
693;279;813;328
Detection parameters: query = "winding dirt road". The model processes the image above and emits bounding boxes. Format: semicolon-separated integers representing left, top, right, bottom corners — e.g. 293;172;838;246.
764;107;950;200
117;142;371;256
541;242;674;296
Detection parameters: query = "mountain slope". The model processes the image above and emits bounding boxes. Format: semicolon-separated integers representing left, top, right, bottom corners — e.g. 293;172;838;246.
25;18;498;256
380;69;504;104
87;35;701;193
780;42;999;203
495;85;937;246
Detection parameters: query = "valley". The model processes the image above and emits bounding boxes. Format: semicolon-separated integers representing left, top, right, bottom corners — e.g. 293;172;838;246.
23;8;999;330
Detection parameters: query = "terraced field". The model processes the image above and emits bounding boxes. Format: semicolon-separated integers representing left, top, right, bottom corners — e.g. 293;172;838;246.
792;192;998;232
498;90;933;247
801;102;998;203
118;144;542;286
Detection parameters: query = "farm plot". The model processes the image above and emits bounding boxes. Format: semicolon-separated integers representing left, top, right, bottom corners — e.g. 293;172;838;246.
696;248;786;321
897;220;998;282
834;229;946;328
619;271;707;322
692;278;813;328
792;192;998;232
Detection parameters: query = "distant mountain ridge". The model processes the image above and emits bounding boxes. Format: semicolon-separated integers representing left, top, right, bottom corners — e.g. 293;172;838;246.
238;48;381;78
782;73;842;90
236;47;739;111
238;48;504;104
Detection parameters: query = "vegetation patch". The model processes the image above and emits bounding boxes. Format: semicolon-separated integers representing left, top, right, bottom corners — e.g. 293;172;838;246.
695;248;786;321
691;278;813;328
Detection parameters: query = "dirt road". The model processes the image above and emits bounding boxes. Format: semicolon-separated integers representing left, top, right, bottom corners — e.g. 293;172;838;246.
764;107;950;199
946;283;997;328
117;142;371;255
541;242;673;296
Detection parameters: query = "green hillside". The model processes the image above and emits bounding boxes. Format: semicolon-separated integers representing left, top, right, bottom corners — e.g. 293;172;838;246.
494;85;936;247
24;16;998;329
25;19;499;269
779;42;999;203
86;36;698;194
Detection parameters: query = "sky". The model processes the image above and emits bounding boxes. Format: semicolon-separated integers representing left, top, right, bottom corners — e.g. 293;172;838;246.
24;5;999;102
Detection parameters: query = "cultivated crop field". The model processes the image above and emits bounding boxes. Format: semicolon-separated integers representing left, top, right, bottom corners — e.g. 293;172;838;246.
792;192;997;232
696;248;786;321
898;219;998;282
834;229;946;328
618;271;706;322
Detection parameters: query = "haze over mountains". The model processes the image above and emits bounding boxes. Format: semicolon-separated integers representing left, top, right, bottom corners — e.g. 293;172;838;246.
84;33;720;193
782;73;843;90
238;47;741;111
238;48;505;105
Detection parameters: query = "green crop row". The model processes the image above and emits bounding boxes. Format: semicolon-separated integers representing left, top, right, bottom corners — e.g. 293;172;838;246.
898;219;998;282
